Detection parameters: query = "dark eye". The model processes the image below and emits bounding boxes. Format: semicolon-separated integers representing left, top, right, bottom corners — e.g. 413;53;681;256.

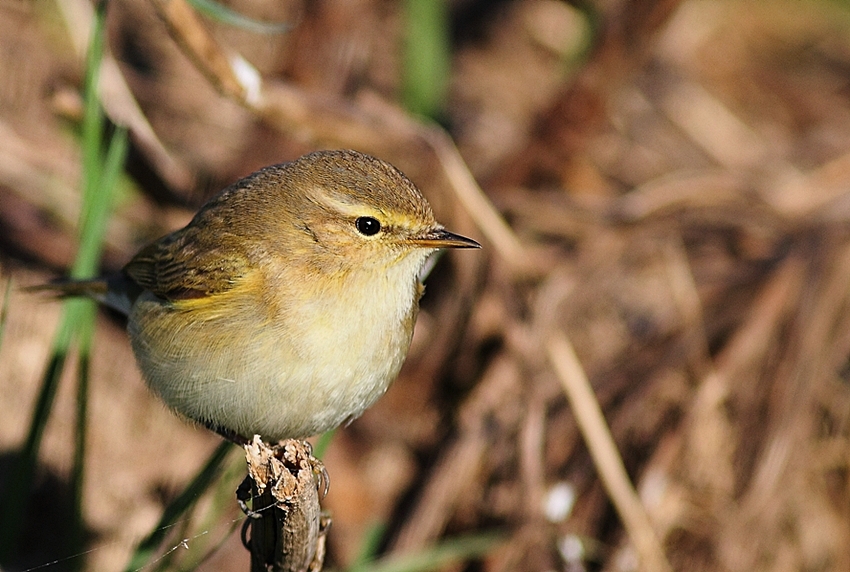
355;216;381;236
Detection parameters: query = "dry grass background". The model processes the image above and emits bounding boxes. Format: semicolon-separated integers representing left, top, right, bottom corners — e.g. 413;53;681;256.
3;0;850;570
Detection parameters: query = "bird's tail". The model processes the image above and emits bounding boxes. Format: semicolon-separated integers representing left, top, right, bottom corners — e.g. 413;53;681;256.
25;275;136;316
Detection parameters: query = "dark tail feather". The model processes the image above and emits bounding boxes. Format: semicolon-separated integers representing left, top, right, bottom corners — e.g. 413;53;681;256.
24;276;137;316
24;278;109;297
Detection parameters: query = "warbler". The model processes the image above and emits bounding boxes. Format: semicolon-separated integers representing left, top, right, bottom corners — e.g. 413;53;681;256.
38;150;479;443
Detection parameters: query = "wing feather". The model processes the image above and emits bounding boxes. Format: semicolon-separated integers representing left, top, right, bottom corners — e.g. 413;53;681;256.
123;219;251;301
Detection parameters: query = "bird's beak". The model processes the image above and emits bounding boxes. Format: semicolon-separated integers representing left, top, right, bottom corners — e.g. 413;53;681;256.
409;228;481;249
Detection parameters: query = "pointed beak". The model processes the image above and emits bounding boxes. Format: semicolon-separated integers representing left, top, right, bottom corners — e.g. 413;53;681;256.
408;228;481;249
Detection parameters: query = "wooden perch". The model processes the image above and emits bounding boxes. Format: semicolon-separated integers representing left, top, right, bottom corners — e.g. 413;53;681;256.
239;437;330;572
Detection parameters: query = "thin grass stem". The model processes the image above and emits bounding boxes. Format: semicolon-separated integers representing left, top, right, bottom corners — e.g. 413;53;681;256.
124;441;235;572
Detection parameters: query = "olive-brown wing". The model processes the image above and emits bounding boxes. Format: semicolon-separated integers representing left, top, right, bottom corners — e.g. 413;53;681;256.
123;225;251;301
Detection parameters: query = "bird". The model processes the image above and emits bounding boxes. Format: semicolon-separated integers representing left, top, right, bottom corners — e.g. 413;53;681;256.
34;149;479;444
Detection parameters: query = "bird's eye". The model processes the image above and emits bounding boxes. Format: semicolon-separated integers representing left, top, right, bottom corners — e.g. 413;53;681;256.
355;216;381;236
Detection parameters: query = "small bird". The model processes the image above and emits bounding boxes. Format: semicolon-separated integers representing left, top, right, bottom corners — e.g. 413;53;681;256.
38;150;479;443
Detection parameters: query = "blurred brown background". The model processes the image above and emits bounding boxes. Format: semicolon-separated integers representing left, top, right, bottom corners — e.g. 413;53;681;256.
3;0;850;570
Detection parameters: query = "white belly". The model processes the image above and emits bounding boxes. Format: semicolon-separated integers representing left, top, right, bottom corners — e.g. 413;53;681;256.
128;265;420;441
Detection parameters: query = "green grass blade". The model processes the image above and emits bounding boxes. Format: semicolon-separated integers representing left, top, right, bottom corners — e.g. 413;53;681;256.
66;5;129;564
0;1;127;564
347;532;502;572
312;428;335;460
186;0;292;34
79;3;106;234
0;277;99;557
124;441;235;572
0;300;92;557
70;352;91;572
350;521;388;569
176;454;249;570
75;125;129;281
0;347;70;560
402;0;450;120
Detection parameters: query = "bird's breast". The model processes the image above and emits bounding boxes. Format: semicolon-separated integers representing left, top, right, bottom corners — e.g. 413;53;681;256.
128;261;422;441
